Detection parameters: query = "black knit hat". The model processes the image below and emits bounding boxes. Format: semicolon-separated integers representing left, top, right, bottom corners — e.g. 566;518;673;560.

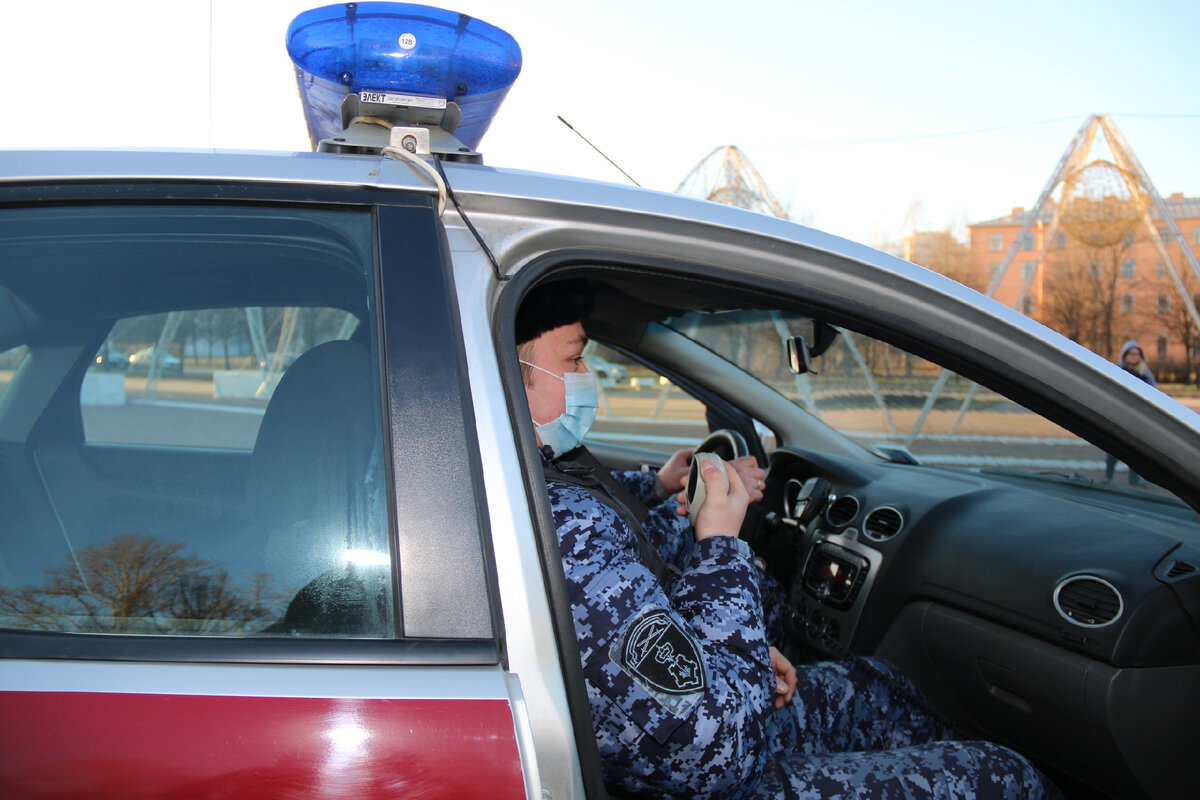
515;279;595;344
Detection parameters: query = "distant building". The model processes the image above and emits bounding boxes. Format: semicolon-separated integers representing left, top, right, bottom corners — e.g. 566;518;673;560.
965;193;1200;370
902;231;979;291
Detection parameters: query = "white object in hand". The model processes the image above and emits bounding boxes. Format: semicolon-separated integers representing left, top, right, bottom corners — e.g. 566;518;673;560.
686;452;729;526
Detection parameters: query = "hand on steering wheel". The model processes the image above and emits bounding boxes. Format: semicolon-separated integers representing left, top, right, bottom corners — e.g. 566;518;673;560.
659;432;766;504
684;456;750;540
673;429;764;538
693;429;766;505
663;429;767;521
728;456;766;505
656;448;695;496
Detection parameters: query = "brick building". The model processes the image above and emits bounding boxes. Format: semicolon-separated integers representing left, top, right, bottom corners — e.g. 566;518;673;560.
963;193;1200;373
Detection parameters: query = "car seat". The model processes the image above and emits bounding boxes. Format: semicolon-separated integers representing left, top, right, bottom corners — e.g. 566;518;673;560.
248;338;390;635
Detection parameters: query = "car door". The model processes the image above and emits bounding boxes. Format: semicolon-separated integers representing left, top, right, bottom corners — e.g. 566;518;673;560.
0;186;531;799
454;162;1200;799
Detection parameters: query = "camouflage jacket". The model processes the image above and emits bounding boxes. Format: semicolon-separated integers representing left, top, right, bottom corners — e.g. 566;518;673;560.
544;451;1061;800
545;453;775;798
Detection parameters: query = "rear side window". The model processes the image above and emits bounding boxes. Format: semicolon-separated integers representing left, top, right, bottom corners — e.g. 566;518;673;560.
0;205;394;639
82;307;360;450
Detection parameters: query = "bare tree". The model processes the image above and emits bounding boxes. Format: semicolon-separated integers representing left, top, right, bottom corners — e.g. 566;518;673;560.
210;308;247;370
1155;268;1200;384
1055;162;1143;359
1042;235;1137;359
0;533;281;634
1042;258;1098;343
1087;238;1136;359
903;228;979;291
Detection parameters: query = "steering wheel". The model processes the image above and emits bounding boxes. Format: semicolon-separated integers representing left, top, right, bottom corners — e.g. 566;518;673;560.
690;429;756;524
694;429;749;462
694;428;784;570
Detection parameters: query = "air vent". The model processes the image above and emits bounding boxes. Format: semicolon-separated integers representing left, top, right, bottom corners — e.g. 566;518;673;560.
862;506;904;541
1166;560;1197;579
825;495;860;527
1054;576;1123;628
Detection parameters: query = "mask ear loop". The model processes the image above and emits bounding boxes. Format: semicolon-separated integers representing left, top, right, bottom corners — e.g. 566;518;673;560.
520;360;560;428
519;360;565;380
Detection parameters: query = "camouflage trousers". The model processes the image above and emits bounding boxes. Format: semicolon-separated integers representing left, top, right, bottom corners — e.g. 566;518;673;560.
752;658;1061;800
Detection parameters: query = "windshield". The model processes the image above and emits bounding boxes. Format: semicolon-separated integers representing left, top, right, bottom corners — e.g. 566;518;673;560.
664;309;1173;499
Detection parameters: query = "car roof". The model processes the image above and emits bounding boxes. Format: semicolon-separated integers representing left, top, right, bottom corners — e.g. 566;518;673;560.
0;147;435;195
0;146;883;265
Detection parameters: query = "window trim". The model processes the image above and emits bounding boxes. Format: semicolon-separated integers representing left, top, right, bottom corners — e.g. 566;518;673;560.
376;204;500;642
0;628;500;665
0;185;500;663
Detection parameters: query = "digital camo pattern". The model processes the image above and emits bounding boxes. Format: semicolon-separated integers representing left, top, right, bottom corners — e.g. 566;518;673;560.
548;478;776;798
612;469;791;646
611;467;658;505
550;464;1061;799
612;468;698;568
758;658;1062;799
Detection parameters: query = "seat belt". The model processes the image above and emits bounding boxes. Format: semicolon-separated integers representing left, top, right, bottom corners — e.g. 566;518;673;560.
543;447;678;586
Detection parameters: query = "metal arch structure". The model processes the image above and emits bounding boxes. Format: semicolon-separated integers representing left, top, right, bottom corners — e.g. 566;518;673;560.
142;307;299;401
1100;115;1200;330
674;146;789;220
907;114;1200;447
674;145;897;436
665;128;1200;464
982;116;1098;302
987;113;1200;329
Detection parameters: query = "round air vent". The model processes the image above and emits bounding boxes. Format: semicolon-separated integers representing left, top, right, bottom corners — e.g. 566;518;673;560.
1053;575;1123;628
825;495;859;527
862;506;904;541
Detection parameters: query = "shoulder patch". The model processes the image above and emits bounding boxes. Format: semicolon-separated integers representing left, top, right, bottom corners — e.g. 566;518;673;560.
616;608;706;695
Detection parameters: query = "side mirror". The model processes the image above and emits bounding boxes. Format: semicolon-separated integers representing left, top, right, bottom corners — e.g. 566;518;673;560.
786;336;815;375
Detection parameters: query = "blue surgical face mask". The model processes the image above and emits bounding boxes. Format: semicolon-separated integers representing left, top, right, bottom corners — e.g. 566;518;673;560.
521;361;597;457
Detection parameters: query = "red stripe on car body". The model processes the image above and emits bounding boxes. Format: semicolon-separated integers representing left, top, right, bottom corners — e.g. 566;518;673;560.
1;691;526;799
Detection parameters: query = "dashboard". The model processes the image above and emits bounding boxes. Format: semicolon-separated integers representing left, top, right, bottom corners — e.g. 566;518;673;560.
761;445;1200;664
756;445;1200;799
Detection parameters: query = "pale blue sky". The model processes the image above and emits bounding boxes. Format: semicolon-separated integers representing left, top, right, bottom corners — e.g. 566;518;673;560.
1;0;1197;244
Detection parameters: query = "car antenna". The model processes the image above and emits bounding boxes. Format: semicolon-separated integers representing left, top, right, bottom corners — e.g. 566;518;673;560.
557;116;642;187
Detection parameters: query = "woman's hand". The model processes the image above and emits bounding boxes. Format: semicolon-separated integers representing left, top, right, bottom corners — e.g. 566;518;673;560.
770;646;797;709
728;455;766;504
678;457;748;540
656;448;695;495
662;450;764;503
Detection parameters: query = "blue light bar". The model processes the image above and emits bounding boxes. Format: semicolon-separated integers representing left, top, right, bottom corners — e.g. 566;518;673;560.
286;2;522;151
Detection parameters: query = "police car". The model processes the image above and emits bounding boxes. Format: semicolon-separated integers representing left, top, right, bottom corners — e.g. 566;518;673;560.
0;3;1197;799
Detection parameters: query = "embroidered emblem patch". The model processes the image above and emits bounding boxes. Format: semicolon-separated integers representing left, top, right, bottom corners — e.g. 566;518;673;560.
619;609;706;695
